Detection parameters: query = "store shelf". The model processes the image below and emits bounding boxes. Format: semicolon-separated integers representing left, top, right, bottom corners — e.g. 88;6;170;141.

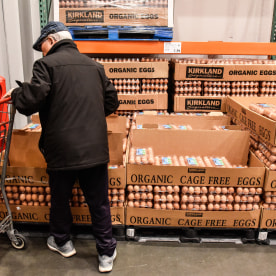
75;41;276;56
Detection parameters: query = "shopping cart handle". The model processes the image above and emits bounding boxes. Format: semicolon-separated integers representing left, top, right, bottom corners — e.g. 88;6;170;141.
0;97;12;104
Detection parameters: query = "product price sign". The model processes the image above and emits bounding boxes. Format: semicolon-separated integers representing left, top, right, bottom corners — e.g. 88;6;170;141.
164;42;181;53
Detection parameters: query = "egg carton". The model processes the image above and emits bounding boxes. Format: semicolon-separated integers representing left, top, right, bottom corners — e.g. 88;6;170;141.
182;186;208;195
127;200;153;208
127;185;153;193
154;202;180;210
180;203;207;211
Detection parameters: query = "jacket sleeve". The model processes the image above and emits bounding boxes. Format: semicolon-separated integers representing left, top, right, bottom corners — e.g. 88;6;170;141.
11;60;51;116
97;65;119;116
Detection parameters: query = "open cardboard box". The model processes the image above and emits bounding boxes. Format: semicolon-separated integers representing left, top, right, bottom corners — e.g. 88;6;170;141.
1;116;127;225
226;96;276;145
134;113;230;129
127;128;265;187
125;129;264;228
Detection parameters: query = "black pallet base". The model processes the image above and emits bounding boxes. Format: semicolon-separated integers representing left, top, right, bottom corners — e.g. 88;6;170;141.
13;222;126;241
126;226;257;244
69;26;173;41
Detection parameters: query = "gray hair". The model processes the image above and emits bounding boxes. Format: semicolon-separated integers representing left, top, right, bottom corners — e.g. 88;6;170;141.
48;30;72;41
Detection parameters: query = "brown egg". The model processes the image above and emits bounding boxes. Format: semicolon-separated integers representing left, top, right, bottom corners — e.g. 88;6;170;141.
38;187;45;194
11;186;18;193
194;187;201;195
127;185;134;192
147;185;153;192
154;186;160;193
19;186;25;193
208;194;214;202
208;203;214;211
181;203;187;210
45;187;51;194
215;194;221;202
32;187;38;194
19;194;26;201
128;201;134;207
182;186;189;193
13;193;19;200
235;195;241;202
234;204;240;211
209;186;215;193
45;194;51;202
236;187;243;195
228;187;235;194
240;203;247;211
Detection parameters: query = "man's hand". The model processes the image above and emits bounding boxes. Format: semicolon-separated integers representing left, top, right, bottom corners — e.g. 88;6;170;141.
2;88;15;98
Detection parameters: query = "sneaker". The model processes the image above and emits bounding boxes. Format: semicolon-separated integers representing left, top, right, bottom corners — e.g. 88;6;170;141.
98;249;117;273
47;236;76;258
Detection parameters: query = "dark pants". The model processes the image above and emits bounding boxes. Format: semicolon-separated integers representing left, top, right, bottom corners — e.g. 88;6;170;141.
48;164;117;257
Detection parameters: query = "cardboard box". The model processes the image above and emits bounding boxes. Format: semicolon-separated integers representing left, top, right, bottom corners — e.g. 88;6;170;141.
134;113;230;130
59;3;173;27
9;130;47;168
259;208;276;229
125;207;260;228
226;96;276;145
173;96;226;112
0;204;124;225
127;129;265;187
102;61;169;79
118;93;167;111
263;169;276;192
174;62;276;81
0;165;126;189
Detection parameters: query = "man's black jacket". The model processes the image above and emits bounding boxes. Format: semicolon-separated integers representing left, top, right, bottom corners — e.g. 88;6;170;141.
12;39;119;171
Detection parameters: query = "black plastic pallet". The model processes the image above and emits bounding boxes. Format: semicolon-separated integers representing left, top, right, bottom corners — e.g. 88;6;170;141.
256;229;276;245
69;25;173;41
13;222;126;241
126;226;257;244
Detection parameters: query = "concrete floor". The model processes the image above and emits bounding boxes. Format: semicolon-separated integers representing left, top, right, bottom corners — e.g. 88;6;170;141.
0;226;276;276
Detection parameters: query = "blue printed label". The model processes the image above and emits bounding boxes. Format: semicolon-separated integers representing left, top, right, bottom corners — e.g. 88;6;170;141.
212;158;224;166
162;157;172;165
187;157;198;166
178;125;187;130
136;148;146;156
163;124;172;129
137;125;143;129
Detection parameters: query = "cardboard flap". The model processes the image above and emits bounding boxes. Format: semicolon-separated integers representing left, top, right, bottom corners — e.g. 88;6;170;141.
108;132;125;165
9;131;47;168
135;114;230;129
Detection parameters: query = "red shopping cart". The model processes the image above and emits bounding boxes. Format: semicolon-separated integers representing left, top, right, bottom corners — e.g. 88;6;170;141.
0;94;27;249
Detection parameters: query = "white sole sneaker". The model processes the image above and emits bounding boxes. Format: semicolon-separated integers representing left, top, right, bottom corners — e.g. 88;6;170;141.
47;236;76;258
98;249;117;273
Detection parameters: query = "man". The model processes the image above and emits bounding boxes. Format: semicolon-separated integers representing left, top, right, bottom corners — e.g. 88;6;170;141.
5;21;119;273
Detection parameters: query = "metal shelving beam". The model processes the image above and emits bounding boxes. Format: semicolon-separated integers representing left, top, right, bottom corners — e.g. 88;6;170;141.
39;0;51;29
75;41;276;56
